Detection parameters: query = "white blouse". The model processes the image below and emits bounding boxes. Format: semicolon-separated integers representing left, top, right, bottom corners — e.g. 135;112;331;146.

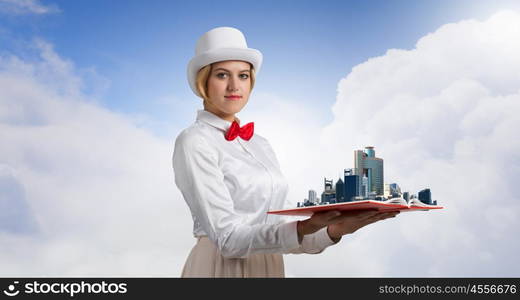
172;109;336;258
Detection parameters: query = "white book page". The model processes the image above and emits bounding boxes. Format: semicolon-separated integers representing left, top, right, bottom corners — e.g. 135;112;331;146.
383;197;407;206
409;198;437;208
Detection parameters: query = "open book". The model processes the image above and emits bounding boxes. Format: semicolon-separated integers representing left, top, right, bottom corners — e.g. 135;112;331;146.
267;197;443;217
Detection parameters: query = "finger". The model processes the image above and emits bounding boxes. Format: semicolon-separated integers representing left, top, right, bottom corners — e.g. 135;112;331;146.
331;210;396;226
354;212;400;231
328;210;379;225
323;210;341;220
359;216;386;228
356;210;384;221
312;210;341;223
372;212;400;222
383;211;400;218
362;211;398;224
375;211;399;218
341;209;379;219
361;215;384;225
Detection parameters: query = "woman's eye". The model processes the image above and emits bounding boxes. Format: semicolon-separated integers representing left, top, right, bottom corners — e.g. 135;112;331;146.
216;73;248;79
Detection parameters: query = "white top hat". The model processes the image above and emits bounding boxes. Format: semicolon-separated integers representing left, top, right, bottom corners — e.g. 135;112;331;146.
187;27;263;97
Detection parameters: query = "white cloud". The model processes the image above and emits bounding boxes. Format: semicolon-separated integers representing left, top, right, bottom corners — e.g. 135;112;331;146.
0;0;60;15
0;39;193;276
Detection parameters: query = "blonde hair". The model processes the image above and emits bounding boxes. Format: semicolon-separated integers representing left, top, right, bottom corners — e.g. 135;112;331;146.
195;62;256;101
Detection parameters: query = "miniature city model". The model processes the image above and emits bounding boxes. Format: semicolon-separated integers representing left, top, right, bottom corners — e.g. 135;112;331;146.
296;146;438;208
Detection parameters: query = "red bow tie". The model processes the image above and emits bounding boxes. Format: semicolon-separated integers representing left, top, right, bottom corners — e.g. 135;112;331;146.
225;121;254;141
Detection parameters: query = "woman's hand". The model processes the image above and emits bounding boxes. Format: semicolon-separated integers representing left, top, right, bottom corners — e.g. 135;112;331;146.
297;210;343;243
296;210;400;244
326;210;400;241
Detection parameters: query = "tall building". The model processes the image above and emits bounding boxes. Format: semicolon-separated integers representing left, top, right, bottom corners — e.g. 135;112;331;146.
344;168;360;202
324;178;334;191
361;175;368;198
418;188;432;205
384;184;391;198
403;191;410;202
354;146;384;195
321;178;336;204
308;190;317;204
335;179;345;203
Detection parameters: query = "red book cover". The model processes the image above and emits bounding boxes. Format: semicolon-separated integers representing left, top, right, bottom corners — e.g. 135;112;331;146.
268;199;444;216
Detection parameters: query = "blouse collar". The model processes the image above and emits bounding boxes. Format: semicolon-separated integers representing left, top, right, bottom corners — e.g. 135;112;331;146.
196;109;241;132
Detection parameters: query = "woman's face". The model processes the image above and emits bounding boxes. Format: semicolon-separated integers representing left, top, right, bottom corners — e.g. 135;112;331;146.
205;60;252;122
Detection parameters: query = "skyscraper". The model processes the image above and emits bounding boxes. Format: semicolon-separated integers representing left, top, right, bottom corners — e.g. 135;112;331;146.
418;188;432;205
403;191;410;202
361;175;368;198
354;146;384;195
321;178;336;204
308;190;317;204
335;178;345;203
344;168;360;202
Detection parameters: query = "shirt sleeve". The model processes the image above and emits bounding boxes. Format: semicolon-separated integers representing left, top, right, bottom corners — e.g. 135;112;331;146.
260;136;340;254
172;131;301;258
288;226;341;254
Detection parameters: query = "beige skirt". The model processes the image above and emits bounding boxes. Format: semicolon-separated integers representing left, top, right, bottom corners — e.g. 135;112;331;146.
181;236;285;278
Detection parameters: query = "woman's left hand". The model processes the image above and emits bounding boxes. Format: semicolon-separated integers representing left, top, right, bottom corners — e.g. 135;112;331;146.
326;210;400;242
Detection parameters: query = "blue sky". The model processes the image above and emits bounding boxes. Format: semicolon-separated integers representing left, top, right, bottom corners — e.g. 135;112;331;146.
3;0;520;135
1;0;520;277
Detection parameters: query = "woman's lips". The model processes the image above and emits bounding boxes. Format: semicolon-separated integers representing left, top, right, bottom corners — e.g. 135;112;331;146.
225;96;242;100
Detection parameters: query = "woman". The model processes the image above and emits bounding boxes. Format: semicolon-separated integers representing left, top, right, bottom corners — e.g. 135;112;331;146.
172;27;399;277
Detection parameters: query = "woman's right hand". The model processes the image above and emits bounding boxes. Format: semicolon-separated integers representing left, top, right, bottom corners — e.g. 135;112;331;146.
296;209;399;243
296;210;343;243
326;210;399;241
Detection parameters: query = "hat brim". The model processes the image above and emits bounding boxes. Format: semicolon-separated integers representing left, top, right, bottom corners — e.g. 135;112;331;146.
187;47;263;97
